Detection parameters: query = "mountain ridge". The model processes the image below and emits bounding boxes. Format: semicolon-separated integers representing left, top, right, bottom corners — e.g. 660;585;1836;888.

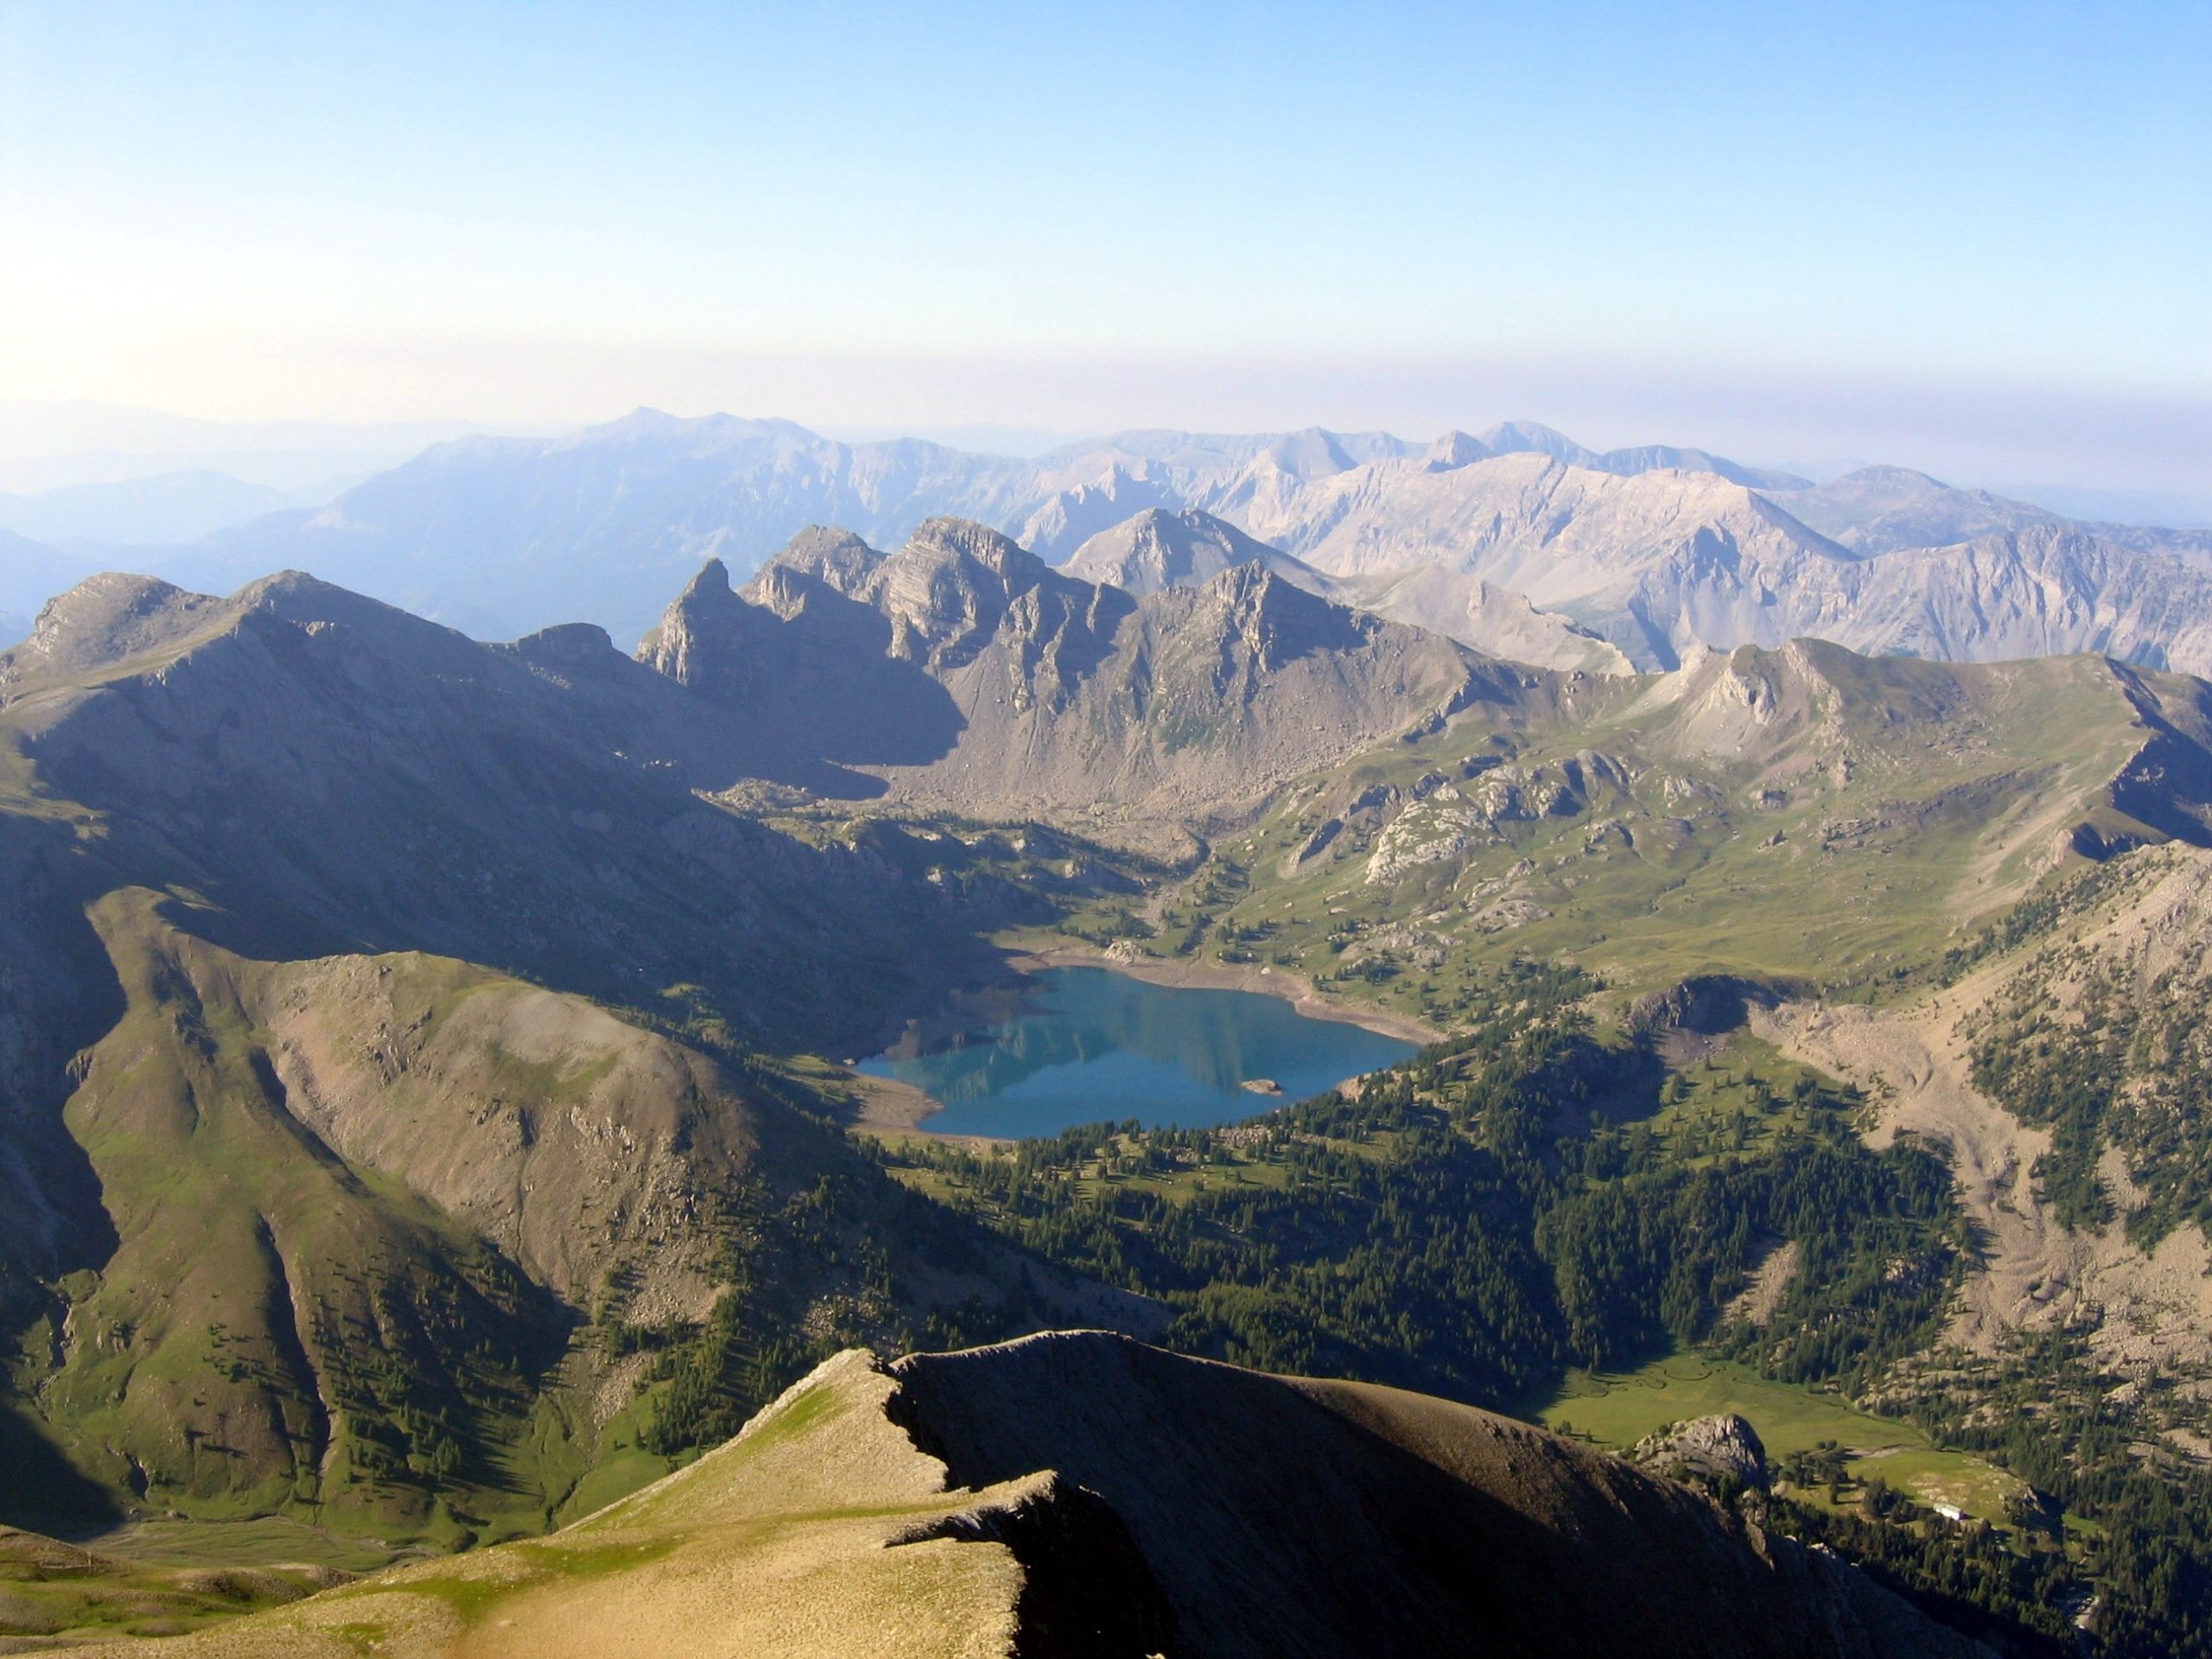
64;1332;1995;1658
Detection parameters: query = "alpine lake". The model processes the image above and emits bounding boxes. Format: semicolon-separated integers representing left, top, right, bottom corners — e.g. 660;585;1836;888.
857;965;1417;1138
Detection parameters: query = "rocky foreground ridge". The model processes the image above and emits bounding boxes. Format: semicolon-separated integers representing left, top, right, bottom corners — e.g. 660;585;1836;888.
51;1332;1993;1659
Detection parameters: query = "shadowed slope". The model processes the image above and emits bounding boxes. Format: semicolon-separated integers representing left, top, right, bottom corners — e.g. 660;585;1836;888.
890;1332;1986;1659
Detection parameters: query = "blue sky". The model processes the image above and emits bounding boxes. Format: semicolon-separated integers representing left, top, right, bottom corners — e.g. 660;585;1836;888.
1;2;2206;489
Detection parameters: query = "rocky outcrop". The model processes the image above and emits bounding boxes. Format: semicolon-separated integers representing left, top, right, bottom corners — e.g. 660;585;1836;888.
1633;1414;1772;1490
1627;976;1792;1038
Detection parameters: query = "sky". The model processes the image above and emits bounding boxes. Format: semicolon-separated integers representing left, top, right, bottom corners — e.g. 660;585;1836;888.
2;1;2207;493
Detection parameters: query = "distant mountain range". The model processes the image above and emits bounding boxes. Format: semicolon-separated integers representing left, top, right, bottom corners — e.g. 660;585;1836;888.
1063;505;1633;674
0;469;299;548
8;410;2212;677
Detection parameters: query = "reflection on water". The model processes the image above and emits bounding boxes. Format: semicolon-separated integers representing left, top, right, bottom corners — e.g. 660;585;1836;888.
859;967;1415;1136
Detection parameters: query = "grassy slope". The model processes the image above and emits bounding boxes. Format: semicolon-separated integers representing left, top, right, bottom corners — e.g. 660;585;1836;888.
29;1351;1033;1659
6;886;1092;1550
35;888;574;1542
0;1525;344;1648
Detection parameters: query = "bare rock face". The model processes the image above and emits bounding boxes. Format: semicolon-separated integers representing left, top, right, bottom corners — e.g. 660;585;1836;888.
1633;1414;1772;1491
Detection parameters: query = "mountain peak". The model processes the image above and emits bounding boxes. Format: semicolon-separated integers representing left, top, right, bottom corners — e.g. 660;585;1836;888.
1;570;226;690
762;525;885;597
1063;505;1325;599
903;515;1046;580
1479;419;1596;466
1423;429;1492;472
683;556;734;598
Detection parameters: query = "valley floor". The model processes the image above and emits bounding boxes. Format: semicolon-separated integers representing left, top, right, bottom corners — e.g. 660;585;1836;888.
1539;1351;2027;1526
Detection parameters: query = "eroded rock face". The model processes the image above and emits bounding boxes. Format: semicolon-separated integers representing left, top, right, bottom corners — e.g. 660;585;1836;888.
1633;1413;1771;1491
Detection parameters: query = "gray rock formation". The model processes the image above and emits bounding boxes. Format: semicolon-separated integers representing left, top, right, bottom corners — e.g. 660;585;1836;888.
1633;1413;1772;1490
1065;505;1634;675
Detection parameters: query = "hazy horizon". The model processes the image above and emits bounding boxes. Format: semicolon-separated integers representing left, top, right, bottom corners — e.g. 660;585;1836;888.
3;393;2209;531
2;3;2204;501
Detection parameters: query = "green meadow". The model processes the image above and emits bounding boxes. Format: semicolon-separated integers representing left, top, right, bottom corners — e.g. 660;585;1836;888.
1537;1351;2025;1523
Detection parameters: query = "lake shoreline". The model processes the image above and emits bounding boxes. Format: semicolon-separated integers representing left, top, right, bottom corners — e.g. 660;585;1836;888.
841;946;1435;1141
1006;943;1444;1046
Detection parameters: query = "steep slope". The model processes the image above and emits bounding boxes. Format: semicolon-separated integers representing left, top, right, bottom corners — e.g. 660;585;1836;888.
84;1333;1988;1659
1238;448;1847;666
0;569;1158;1534
642;518;1539;821
0;568;1039;1049
1758;524;2212;674
1235;448;2212;674
1753;842;2212;1413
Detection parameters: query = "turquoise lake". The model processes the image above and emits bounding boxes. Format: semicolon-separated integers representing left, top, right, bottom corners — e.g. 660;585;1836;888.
858;966;1417;1137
